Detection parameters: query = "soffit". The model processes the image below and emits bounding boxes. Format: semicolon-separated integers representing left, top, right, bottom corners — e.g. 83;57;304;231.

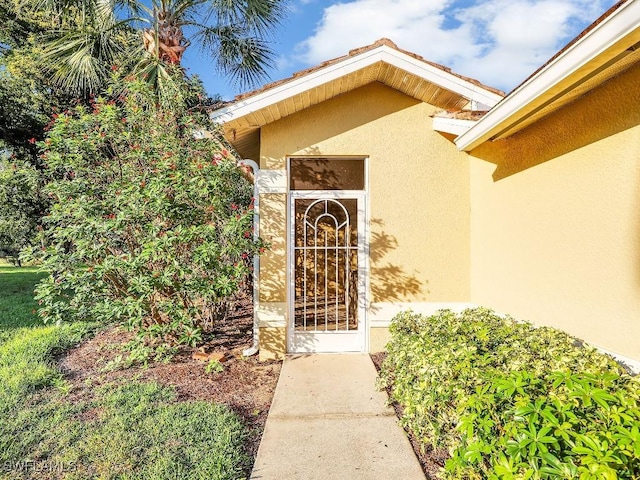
493;39;640;140
455;0;640;150
220;64;474;158
212;40;504;160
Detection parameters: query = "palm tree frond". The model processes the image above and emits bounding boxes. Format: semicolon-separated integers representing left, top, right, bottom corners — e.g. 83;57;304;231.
39;26;129;94
131;53;191;110
243;0;287;36
202;25;275;88
22;0;288;95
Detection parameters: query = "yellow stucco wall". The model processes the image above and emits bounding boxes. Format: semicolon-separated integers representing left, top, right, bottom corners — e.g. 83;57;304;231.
258;327;287;361
258;193;287;303
370;327;393;353
260;82;472;307
256;193;288;360
469;62;640;360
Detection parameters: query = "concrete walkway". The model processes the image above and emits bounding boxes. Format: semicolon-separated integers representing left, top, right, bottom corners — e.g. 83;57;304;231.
250;354;425;480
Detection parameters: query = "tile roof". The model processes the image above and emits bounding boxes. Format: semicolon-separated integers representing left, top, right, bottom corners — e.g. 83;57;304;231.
231;38;504;103
432;110;489;121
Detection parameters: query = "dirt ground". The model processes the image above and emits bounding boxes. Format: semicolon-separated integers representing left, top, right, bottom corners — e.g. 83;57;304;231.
58;295;282;460
59;301;445;478
370;352;449;479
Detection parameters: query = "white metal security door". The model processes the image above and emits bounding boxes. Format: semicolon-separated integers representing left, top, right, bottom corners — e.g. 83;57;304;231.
288;192;366;352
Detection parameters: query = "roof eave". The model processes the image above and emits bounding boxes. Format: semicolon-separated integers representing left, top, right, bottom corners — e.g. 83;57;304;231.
432;117;478;136
454;0;640;152
211;44;504;125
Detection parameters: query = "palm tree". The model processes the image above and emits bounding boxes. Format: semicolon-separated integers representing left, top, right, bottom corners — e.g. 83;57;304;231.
23;0;287;95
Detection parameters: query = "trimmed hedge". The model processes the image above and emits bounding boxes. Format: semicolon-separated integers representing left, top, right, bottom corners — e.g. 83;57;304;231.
378;308;640;479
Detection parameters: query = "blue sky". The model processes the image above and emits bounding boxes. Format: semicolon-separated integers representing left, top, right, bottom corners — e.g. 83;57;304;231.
182;0;618;100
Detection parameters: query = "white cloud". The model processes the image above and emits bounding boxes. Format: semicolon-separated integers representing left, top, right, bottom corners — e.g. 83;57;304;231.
296;0;480;67
294;0;615;92
275;54;296;72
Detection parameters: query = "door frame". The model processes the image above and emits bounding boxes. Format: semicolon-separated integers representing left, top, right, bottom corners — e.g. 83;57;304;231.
286;183;369;353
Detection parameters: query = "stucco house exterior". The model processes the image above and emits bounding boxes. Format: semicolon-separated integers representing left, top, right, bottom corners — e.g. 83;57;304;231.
211;0;640;368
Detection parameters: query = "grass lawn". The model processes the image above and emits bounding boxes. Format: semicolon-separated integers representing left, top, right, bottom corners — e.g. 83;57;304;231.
0;266;251;479
0;266;45;331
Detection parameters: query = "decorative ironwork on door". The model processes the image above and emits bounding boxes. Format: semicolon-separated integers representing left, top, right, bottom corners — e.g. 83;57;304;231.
293;198;359;332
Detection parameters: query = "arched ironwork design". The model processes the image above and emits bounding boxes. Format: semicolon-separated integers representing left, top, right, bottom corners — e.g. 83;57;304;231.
293;198;358;331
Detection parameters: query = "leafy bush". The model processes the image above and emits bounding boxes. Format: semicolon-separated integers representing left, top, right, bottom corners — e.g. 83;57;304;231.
0;159;48;265
378;308;640;479
24;77;264;355
450;370;640;479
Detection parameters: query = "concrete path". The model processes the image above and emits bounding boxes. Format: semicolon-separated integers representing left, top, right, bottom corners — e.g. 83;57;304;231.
250;354;425;480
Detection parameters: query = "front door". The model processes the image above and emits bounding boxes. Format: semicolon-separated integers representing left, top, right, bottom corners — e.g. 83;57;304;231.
288;192;366;352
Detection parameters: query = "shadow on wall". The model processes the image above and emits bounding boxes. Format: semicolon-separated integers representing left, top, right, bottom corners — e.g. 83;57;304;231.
471;62;640;181
259;327;287;359
258;193;287;303
257;152;366;306
369;218;425;309
289;157;365;190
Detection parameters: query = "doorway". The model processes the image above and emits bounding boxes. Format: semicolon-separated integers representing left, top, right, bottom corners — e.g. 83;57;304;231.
287;158;367;353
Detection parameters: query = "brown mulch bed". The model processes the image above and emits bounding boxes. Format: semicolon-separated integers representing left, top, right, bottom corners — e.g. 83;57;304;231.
370;352;449;480
58;294;281;462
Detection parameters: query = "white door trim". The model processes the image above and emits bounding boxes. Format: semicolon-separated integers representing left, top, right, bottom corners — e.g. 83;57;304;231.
287;190;368;353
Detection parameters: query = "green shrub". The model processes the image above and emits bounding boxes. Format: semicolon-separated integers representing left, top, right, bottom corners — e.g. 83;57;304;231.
449;370;640;479
24;77;265;355
378;308;640;479
0;160;48;266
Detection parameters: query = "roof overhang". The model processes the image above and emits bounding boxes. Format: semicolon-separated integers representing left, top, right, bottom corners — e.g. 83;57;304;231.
432;116;481;137
211;41;504;159
455;0;640;152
